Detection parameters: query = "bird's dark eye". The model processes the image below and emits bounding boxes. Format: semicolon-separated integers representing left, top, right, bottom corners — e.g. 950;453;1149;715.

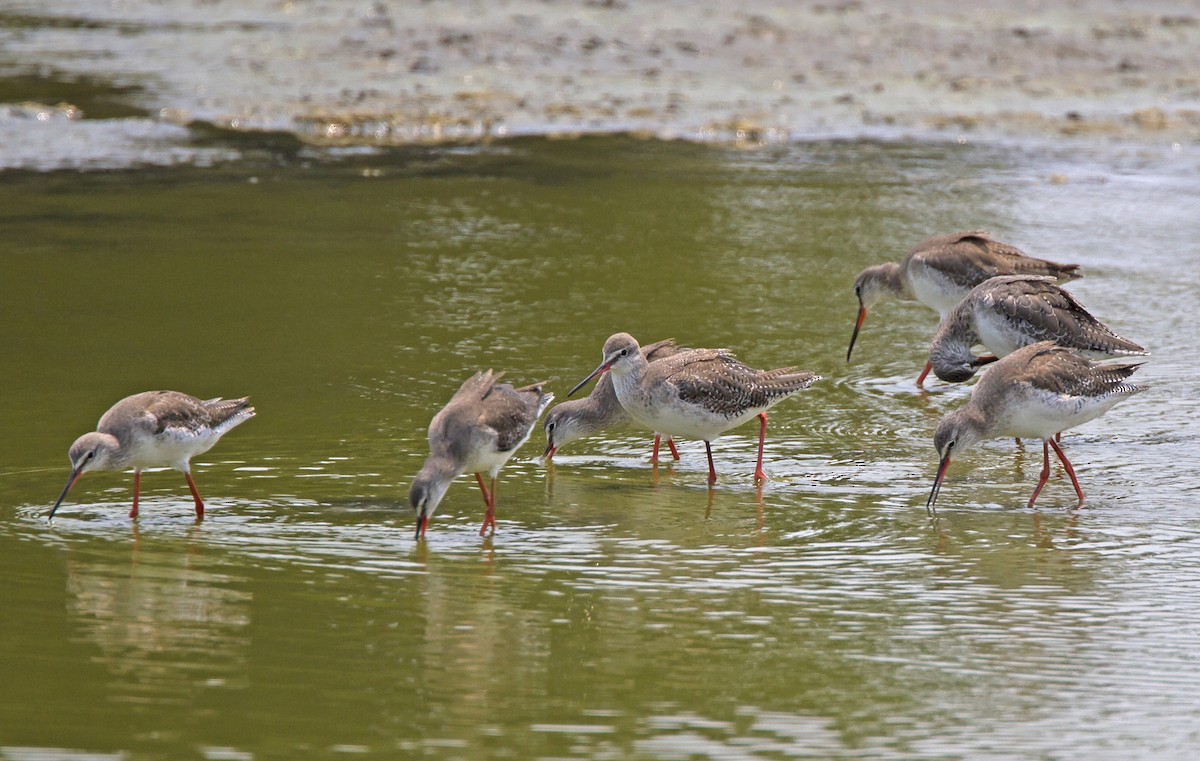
854;284;861;296
547;421;556;432
619;348;629;357
86;451;95;461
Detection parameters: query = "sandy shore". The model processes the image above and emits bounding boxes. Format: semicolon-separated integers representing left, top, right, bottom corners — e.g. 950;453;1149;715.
0;0;1197;163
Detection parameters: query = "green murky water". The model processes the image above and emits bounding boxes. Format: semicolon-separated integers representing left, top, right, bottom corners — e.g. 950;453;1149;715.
2;136;1199;759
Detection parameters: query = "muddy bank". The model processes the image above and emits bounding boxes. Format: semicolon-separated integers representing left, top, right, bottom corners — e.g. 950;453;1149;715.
0;0;1197;168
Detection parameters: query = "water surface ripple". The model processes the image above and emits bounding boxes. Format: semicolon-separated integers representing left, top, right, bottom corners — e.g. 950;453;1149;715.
2;137;1198;759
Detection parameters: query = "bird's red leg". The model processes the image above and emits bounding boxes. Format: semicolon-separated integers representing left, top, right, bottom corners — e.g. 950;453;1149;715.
476;473;497;536
1048;437;1084;505
184;472;205;519
1027;440;1052;508
705;441;718;486
488;477;499;534
666;438;680;461
651;435;662;465
130;469;141;519
475;471;491;506
916;360;933;387
754;412;769;482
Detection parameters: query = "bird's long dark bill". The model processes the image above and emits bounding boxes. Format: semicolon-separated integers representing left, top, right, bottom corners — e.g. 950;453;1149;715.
846;301;868;362
926;455;951;512
568;361;612;398
542;441;556;460
414;514;428;541
48;468;82;520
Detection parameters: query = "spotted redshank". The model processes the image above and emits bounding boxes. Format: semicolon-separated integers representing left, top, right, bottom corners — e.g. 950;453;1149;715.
48;391;255;521
409;370;553;539
926;341;1146;511
568;333;819;485
847;230;1082;385
929;275;1148;383
543;338;684;464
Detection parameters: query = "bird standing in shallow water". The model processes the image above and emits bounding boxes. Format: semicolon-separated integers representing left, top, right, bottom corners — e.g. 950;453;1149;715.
569;333;819;485
543;338;684;464
928;275;1148;383
409;370;552;539
847;230;1081;385
926;342;1146;511
49;391;255;521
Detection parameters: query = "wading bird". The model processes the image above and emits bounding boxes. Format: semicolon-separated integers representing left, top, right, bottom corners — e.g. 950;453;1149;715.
410;370;552;539
569;333;818;485
847;230;1081;385
49;391;255;521
926;342;1146;511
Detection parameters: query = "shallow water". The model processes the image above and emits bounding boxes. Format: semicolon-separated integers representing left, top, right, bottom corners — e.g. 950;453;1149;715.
2;136;1199;759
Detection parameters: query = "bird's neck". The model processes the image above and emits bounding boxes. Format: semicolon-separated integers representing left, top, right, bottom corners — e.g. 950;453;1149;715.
863;262;911;304
417;454;463;485
956;404;992;444
559;397;607;436
929;308;979;366
609;357;647;402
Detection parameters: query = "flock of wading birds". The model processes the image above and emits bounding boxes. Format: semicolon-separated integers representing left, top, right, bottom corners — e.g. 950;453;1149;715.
47;231;1150;539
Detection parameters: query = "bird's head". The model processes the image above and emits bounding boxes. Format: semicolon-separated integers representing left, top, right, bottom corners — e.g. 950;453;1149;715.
409;465;453;540
568;333;642;396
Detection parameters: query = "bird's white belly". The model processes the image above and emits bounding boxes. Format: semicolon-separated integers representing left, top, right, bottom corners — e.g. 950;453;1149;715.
615;377;760;441
125;429;221;471
464;449;514;478
462;434;527;478
995;388;1124;440
909;270;967;316
974;309;1026;357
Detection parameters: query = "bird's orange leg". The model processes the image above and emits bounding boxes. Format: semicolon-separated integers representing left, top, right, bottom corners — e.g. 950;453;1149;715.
476;473;497;536
1048;437;1084;506
666;438;680;461
754;413;769;482
184;472;205;519
1027;440;1052;508
130;469;141;519
705;441;718;486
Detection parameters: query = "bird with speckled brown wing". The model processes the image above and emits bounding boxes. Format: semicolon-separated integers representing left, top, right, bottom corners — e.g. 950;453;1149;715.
409;370;553;539
49;391;255;521
926;342;1146;511
929;274;1148;383
569;333;819;486
848;230;1081;385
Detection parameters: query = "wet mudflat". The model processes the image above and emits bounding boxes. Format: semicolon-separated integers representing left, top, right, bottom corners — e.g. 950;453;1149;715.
3;1;1199;171
1;134;1199;759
